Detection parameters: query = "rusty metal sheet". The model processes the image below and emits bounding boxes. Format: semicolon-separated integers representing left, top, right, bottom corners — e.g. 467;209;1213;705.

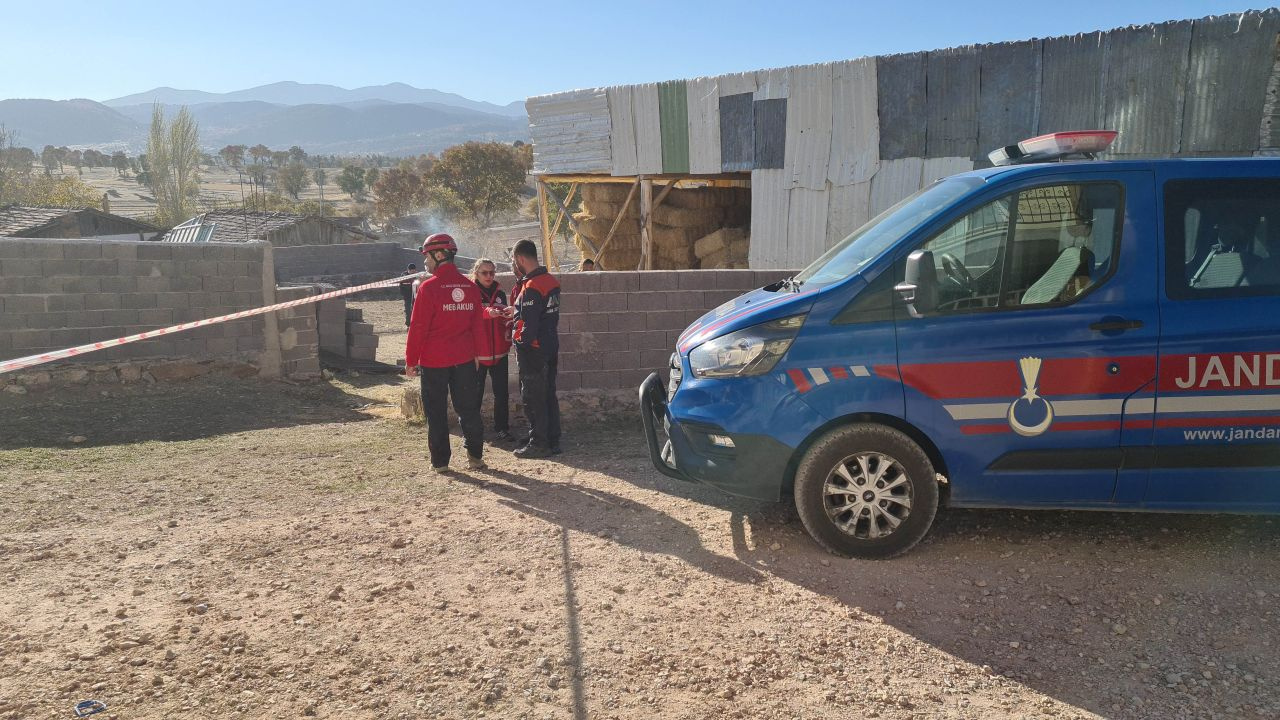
826;181;872;248
608;85;638;176
719;92;755;172
926;47;979;159
876;52;927;160
1039;32;1105;133
1183;10;1280;153
785;64;833;189
1102;21;1193;155
686;76;722;174
658;80;690;174
786;187;830;266
633;83;664;174
754;98;788;170
869;157;923;217
977;40;1042;165
749;169;790;268
829;58;879;185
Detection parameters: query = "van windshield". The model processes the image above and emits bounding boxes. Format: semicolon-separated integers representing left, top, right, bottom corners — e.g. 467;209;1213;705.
794;176;986;288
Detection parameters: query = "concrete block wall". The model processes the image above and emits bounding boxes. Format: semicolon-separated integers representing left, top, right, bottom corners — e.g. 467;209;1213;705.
0;237;269;368
273;242;420;298
494;269;793;391
274;286;321;377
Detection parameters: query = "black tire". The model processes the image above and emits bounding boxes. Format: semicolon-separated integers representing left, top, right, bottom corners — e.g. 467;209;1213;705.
793;423;939;560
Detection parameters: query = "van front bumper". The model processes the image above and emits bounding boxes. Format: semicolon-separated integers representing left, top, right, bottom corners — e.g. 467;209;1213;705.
638;372;791;501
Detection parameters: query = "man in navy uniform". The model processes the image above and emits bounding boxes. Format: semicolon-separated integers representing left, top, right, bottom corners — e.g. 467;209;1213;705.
509;240;561;458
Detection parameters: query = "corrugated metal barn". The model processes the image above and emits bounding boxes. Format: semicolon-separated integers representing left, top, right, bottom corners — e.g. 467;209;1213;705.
526;10;1280;270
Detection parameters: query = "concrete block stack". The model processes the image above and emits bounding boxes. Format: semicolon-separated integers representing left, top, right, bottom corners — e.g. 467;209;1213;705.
572;185;750;270
316;298;348;357
345;307;379;362
273;286;321;377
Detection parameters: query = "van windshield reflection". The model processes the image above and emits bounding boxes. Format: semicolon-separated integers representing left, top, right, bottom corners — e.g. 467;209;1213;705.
794;176;985;288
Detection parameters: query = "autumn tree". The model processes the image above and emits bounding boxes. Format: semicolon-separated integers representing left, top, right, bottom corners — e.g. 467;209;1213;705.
219;144;246;168
371;167;426;219
249;144;271;165
426;142;527;225
336;164;366;200
278;162;311;200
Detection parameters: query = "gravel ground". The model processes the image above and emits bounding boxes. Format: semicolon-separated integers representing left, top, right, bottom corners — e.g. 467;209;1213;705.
1;369;1277;720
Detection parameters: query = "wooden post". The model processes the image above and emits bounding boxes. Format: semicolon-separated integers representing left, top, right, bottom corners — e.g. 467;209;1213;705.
594;178;641;271
536;180;551;265
638;177;654;270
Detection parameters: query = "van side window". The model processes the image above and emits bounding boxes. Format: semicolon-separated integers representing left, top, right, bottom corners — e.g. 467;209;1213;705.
918;183;1122;314
1164;179;1280;299
921;197;1011;312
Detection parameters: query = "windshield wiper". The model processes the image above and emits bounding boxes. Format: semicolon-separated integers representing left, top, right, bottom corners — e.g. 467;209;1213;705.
780;276;804;292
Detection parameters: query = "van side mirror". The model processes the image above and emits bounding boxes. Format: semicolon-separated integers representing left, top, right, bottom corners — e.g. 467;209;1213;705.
895;250;937;317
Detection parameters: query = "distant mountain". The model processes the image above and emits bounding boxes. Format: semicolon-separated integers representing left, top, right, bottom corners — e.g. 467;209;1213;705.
2;97;528;155
0;99;140;148
104;81;525;118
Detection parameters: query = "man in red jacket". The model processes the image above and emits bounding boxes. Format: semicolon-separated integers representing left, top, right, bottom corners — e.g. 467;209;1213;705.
405;233;486;473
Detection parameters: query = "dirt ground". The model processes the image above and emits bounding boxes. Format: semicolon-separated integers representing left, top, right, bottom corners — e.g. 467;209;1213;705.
1;365;1278;720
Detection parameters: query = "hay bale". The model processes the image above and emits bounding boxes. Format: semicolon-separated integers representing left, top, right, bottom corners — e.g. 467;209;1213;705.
693;227;747;259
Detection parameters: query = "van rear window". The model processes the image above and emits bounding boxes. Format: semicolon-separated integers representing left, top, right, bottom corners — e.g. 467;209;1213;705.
1165;179;1280;300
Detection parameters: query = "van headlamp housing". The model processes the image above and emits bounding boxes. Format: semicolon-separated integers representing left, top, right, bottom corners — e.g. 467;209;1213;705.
688;314;806;379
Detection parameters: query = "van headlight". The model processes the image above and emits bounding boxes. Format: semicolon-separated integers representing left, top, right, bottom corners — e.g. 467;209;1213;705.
688;315;806;378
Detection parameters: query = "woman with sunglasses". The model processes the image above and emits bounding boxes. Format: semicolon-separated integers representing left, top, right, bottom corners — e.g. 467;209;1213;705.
470;258;514;441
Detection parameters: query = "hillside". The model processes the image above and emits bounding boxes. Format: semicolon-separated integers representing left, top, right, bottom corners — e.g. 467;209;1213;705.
1;96;528;155
0;99;139;148
104;81;525;118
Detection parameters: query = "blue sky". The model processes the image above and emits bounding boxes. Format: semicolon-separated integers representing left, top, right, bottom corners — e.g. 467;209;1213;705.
0;1;1262;104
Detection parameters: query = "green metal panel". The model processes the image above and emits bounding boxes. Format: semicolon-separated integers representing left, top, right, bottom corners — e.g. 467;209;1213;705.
658;80;690;174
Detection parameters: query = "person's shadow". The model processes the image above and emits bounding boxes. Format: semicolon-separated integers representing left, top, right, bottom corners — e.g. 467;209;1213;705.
450;468;763;586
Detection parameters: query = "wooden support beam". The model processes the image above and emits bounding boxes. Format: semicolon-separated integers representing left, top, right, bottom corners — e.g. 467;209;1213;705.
593;178;641;271
533;172;748;186
548;183;597;267
638;177;654;271
652;180;678;211
546;182;578;244
536;180;551;264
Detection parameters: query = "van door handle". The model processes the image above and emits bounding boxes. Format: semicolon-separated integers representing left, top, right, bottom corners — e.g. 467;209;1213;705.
1089;319;1144;332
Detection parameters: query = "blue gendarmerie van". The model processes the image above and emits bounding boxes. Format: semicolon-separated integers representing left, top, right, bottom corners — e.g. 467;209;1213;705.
640;131;1280;558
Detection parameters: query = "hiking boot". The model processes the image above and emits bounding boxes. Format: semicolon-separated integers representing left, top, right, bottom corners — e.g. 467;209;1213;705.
466;455;486;470
431;464;453;476
514;444;552;459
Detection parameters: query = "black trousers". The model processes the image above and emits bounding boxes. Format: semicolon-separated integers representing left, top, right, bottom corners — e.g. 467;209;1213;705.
400;292;414;325
516;346;560;449
419;361;484;467
476;356;510;433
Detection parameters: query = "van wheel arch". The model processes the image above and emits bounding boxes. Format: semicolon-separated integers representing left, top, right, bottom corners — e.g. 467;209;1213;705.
783;413;950;504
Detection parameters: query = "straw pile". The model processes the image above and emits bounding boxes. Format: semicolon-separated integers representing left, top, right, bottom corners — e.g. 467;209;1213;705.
572;185;750;269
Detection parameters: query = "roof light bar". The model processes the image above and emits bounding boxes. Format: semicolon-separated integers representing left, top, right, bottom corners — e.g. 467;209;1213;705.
988;130;1119;167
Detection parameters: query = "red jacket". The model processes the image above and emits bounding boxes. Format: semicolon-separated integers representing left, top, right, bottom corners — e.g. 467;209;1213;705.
405;262;485;369
476;282;513;366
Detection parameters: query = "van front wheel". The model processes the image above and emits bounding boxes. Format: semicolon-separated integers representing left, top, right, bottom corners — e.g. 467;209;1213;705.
793;424;939;559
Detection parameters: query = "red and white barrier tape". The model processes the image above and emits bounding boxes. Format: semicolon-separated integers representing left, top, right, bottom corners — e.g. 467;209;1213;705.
0;273;422;376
